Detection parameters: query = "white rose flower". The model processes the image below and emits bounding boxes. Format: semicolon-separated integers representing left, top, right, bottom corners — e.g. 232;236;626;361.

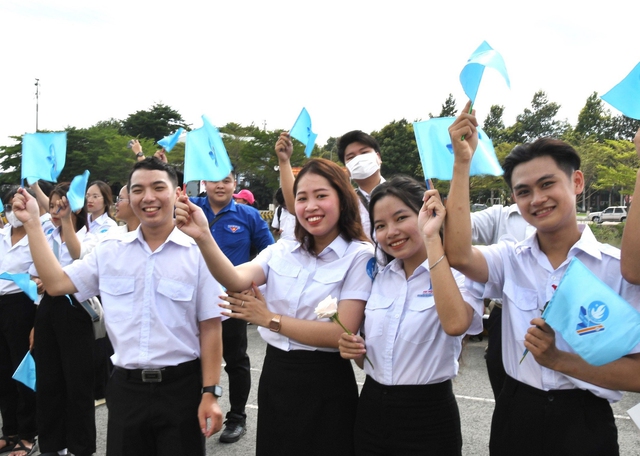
314;295;338;319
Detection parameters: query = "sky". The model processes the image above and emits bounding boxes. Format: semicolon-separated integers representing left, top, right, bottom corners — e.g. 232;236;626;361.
1;0;639;150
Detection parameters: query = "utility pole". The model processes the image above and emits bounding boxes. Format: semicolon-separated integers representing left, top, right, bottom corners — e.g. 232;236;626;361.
35;78;40;131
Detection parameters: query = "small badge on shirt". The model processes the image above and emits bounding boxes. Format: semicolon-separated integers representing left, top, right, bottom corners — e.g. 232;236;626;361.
366;257;378;281
417;288;433;298
226;225;241;233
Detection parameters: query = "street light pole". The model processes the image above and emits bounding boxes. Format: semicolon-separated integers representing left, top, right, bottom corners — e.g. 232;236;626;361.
35;78;40;131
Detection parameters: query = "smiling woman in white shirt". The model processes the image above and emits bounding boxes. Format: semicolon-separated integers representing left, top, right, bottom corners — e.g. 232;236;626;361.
338;176;484;456
85;180;117;236
175;157;374;456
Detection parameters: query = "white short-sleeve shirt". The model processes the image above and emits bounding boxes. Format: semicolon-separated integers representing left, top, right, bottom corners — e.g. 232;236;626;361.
254;236;374;352
0;226;34;295
473;224;640;402
470;204;534;245
363;259;484;385
88;212;117;237
64;227;225;369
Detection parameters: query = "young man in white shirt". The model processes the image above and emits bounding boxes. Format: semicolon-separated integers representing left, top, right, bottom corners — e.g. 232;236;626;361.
12;158;225;456
444;102;640;456
337;131;385;239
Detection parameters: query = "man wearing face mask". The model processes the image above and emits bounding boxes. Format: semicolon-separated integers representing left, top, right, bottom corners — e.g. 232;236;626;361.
337;131;385;240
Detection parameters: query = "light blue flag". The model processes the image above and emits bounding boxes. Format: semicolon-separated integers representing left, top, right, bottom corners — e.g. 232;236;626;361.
12;352;36;391
601;62;640;120
0;199;4;213
0;272;38;301
158;128;185;152
184;116;233;183
290;108;318;158
413;117;503;180
459;41;510;104
542;257;640;366
21;132;67;185
67;170;90;212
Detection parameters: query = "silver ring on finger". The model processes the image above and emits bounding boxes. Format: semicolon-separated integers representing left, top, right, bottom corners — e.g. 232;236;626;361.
241;300;245;307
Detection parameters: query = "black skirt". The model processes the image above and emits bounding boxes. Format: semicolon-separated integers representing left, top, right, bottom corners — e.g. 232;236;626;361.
354;376;462;456
256;344;358;456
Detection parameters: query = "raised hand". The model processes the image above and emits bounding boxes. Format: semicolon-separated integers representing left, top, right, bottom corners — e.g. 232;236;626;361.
418;189;445;239
11;188;40;226
174;190;211;241
275;132;293;163
448;100;479;163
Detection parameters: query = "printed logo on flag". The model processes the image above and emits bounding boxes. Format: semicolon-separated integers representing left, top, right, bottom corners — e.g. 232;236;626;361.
576;301;609;336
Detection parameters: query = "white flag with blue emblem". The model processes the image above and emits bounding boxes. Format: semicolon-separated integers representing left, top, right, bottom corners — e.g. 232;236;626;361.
542;257;640;366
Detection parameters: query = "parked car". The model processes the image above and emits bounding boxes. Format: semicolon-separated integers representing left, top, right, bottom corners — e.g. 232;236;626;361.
588;206;628;223
471;203;488;212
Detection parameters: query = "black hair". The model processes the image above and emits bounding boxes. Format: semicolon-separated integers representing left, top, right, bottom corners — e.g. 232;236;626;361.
3;186;35;205
336;130;381;164
128;157;179;189
368;176;427;266
274;188;284;206
502;138;581;190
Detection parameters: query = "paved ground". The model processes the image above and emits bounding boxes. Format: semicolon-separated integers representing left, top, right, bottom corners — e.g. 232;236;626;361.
6;325;640;455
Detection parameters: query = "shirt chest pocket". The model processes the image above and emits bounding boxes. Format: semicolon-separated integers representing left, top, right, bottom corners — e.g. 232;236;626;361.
364;294;394;340
156;279;195;328
267;258;301;305
398;297;438;345
99;276;135;322
503;280;539;342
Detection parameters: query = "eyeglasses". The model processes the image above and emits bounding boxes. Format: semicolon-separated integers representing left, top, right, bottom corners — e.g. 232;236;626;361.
85;194;103;200
115;197;129;203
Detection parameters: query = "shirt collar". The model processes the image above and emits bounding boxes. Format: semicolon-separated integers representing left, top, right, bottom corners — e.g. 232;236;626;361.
357;176;386;199
205;197;236;216
130;226;195;248
515;223;602;261
293;234;350;258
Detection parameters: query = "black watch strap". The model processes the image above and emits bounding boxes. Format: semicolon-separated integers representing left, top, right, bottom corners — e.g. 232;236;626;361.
202;385;223;397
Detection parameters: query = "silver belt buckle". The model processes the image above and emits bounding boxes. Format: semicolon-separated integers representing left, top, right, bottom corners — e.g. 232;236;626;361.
141;369;163;382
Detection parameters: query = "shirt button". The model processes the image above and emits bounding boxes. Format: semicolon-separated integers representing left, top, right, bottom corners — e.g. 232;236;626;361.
548;394;554;402
395;314;400;319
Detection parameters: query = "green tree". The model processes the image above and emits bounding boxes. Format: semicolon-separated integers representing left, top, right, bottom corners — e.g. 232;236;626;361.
371;119;420;179
611;115;640;141
120;103;191;142
482;105;507;145
429;94;458;118
575;92;613;141
504;91;568;143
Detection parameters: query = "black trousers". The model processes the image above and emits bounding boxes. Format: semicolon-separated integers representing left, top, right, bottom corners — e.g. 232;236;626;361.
485;305;506;399
221;317;250;422
354;376;462;456
490;376;619;456
106;359;204;456
257;345;358;456
33;293;96;456
0;292;37;440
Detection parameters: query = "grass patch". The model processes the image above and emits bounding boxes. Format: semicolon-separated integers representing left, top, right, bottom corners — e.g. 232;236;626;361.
589;223;625;248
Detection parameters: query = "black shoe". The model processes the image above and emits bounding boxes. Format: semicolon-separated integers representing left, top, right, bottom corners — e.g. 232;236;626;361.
219;421;246;443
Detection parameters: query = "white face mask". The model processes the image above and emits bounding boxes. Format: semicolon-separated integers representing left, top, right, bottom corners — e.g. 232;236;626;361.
346;152;381;180
6;211;23;228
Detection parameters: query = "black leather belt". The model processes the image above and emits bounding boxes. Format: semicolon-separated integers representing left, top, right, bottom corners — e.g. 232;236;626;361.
115;358;200;383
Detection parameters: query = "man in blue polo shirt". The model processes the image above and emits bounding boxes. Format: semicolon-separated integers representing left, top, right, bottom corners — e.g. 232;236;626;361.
190;167;274;443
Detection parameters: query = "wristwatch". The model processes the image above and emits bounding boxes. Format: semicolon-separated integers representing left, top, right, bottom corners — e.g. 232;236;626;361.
136;152;144;158
202;385;223;397
269;314;282;333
